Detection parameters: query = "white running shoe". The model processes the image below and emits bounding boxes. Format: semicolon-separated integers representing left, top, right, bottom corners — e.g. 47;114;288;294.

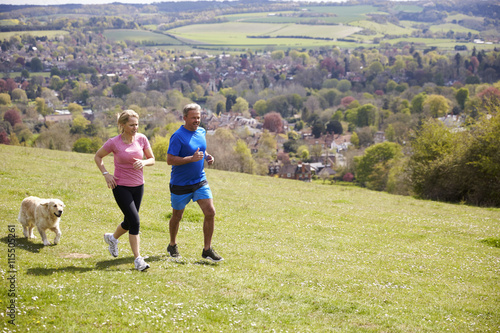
134;256;150;271
104;233;119;257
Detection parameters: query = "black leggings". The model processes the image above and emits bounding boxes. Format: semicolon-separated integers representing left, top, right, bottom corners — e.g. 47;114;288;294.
112;185;144;235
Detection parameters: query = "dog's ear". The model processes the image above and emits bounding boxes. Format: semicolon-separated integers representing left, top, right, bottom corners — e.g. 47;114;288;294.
39;200;49;206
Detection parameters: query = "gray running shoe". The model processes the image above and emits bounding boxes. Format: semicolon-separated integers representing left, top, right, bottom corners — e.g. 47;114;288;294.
134;256;150;271
167;244;180;258
202;247;224;262
104;233;119;257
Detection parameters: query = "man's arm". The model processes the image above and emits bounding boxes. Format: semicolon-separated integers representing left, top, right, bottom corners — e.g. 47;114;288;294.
167;148;204;166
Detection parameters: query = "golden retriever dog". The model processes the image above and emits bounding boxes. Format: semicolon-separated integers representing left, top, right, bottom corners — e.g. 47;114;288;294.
18;196;65;246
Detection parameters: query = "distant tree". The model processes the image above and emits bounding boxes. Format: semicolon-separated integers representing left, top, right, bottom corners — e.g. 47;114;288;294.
319;167;331;184
310;144;322;161
319;88;339;107
350;132;360;148
263;112;284;133
30;57;43;72
455;88;469;110
225;94;237;112
4;78;16;92
423;94;450;117
9;132;19;146
297;145;310;161
283;139;298;154
234;139;256;174
343;172;354;182
294;120;304;131
255;130;277;162
326;120;343;135
262;74;270;89
477;86;500;111
341;96;356;107
311;120;324;138
0;130;10;144
68;103;84;114
72;137;102;153
3;109;22;127
385;124;396;142
356;104;377;127
253;99;267;116
354;142;402;191
232;97;249;114
271;50;284;60
11;88;27;103
0;93;11;105
366;61;384;79
112;83;131;98
410;92;427;114
35;123;73;151
70;115;90;134
21;69;29;79
337;79;352;93
356;127;373;147
216;101;225;115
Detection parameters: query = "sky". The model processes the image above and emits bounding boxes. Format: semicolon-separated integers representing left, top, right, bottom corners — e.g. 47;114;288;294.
1;0;354;6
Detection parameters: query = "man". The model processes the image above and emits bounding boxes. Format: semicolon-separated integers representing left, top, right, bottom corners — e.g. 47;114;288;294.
166;103;223;262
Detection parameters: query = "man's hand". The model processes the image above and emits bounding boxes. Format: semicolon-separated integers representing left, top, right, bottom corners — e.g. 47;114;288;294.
205;153;214;165
192;148;204;162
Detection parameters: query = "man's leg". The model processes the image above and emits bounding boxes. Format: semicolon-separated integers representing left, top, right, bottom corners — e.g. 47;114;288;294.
197;198;215;250
169;209;184;246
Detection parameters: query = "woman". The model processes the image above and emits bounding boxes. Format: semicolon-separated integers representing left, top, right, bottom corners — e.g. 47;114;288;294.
94;109;155;271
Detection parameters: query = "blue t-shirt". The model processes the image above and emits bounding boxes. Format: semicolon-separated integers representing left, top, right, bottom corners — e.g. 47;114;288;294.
168;125;207;186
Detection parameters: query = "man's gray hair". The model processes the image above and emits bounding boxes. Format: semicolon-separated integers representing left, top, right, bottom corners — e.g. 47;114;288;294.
183;103;201;117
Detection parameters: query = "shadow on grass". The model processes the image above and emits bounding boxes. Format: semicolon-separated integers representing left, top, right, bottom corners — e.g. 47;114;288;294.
95;255;163;269
27;266;94;276
0;236;45;253
194;259;221;266
26;256;165;276
166;257;221;266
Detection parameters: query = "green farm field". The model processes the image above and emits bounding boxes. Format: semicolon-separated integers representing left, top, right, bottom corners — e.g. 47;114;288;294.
103;29;183;45
1;144;499;332
167;22;361;48
429;23;479;35
0;30;69;41
350;20;416;36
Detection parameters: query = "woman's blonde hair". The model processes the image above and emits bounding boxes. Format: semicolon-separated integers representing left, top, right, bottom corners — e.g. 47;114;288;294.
117;109;139;133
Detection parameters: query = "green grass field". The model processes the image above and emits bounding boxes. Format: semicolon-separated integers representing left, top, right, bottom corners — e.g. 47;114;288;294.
350;20;415;36
0;30;69;41
429;23;479;34
167;22;361;49
103;29;183;45
1;144;499;332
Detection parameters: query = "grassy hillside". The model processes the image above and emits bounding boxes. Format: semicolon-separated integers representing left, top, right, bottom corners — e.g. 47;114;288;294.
1;145;499;332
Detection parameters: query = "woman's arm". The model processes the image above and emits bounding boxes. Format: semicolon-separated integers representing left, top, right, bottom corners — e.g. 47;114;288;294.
133;147;155;169
95;147;117;189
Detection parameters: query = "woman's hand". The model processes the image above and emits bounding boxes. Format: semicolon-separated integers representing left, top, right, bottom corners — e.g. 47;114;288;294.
104;173;117;189
133;158;145;170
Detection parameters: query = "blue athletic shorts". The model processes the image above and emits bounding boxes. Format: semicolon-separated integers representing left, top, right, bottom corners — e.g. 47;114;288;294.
170;185;213;210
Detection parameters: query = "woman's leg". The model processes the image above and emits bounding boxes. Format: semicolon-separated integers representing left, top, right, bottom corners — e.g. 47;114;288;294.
112;185;144;258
